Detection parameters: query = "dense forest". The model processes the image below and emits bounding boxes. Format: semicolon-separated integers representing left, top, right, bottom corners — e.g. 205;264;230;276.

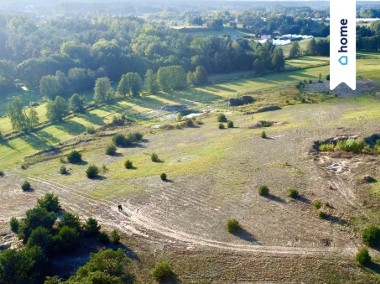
0;16;289;94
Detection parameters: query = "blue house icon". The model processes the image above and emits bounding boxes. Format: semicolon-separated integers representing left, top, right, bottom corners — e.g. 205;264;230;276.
339;56;348;65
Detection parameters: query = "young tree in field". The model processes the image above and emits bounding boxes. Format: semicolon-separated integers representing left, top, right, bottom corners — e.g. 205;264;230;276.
94;77;114;104
46;96;69;122
157;66;187;91
272;48;285;71
7;97;29;132
144;69;159;95
306;38;317;56
288;41;301;58
117;72;143;97
69;93;85;113
193;65;208;85
26;107;39;129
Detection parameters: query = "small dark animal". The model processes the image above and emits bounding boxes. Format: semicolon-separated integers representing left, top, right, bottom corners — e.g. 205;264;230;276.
118;204;123;211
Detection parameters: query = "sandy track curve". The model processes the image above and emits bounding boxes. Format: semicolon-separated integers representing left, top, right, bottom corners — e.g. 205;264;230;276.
25;177;356;256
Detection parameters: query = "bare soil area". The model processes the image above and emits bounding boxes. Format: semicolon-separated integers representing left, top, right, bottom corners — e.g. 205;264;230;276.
1;100;380;282
304;79;378;97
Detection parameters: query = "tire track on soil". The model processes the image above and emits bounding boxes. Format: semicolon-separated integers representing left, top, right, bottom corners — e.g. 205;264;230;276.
27;177;355;256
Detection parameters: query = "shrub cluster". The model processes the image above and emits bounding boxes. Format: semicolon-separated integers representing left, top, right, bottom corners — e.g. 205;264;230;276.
362;225;380;247
312;199;322;209
67;150;82;164
226;219;241;233
319;138;367;154
59;165;68;175
160;173;167;181
356;248;371;266
112;132;144;147
21;181;31;191
218;123;225;129
124;160;134;169
217;113;228;122
151;153;160;162
287;187;299;198
105;144;117;156
151;261;174;281
258;185;269;196
86;165;99;179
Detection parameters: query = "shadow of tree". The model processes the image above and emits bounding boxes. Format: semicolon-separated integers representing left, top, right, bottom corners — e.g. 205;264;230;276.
232;228;257;243
22;133;51;150
56;120;87;136
296;195;311;204
0;139;16;150
38;130;61;144
159;275;182;284
80;113;105;126
325;215;350;226
267;194;286;203
367;261;380;274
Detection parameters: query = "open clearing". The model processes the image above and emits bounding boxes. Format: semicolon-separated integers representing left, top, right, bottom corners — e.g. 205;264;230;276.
1;55;380;282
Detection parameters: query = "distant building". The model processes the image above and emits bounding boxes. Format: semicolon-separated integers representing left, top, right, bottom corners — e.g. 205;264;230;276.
261;35;272;40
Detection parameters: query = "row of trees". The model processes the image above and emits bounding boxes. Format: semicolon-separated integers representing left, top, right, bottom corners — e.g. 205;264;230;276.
6;93;87;132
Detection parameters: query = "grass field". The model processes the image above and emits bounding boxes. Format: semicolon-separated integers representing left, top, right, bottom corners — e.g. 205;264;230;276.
1;53;380;169
171;26;256;38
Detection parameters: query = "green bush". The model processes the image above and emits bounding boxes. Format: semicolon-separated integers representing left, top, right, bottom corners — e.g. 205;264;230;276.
160;173;167;181
362;225;380;247
151;153;160;162
83;217;100;236
261;131;267;139
227;121;234;128
37;193;61;213
0;131;3;141
287;187;299;198
86;165;99;179
151;261;173;281
312;199;322;209
22;181;31;191
356;247;371;266
336;138;365;154
111;230;121;244
0;170;4;177
319;143;335;152
67;150;82;164
218;123;225;129
113;133;126;147
86;126;96;134
105;144;117;156
261;121;273;127
318;211;327;219
258;185;269;196
127;132;143;143
226;219;241;233
10;217;19;233
217;113;228;122
59;165;68;175
124;160;133;169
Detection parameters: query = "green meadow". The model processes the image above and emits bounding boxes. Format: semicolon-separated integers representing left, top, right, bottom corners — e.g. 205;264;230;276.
1;54;380;169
